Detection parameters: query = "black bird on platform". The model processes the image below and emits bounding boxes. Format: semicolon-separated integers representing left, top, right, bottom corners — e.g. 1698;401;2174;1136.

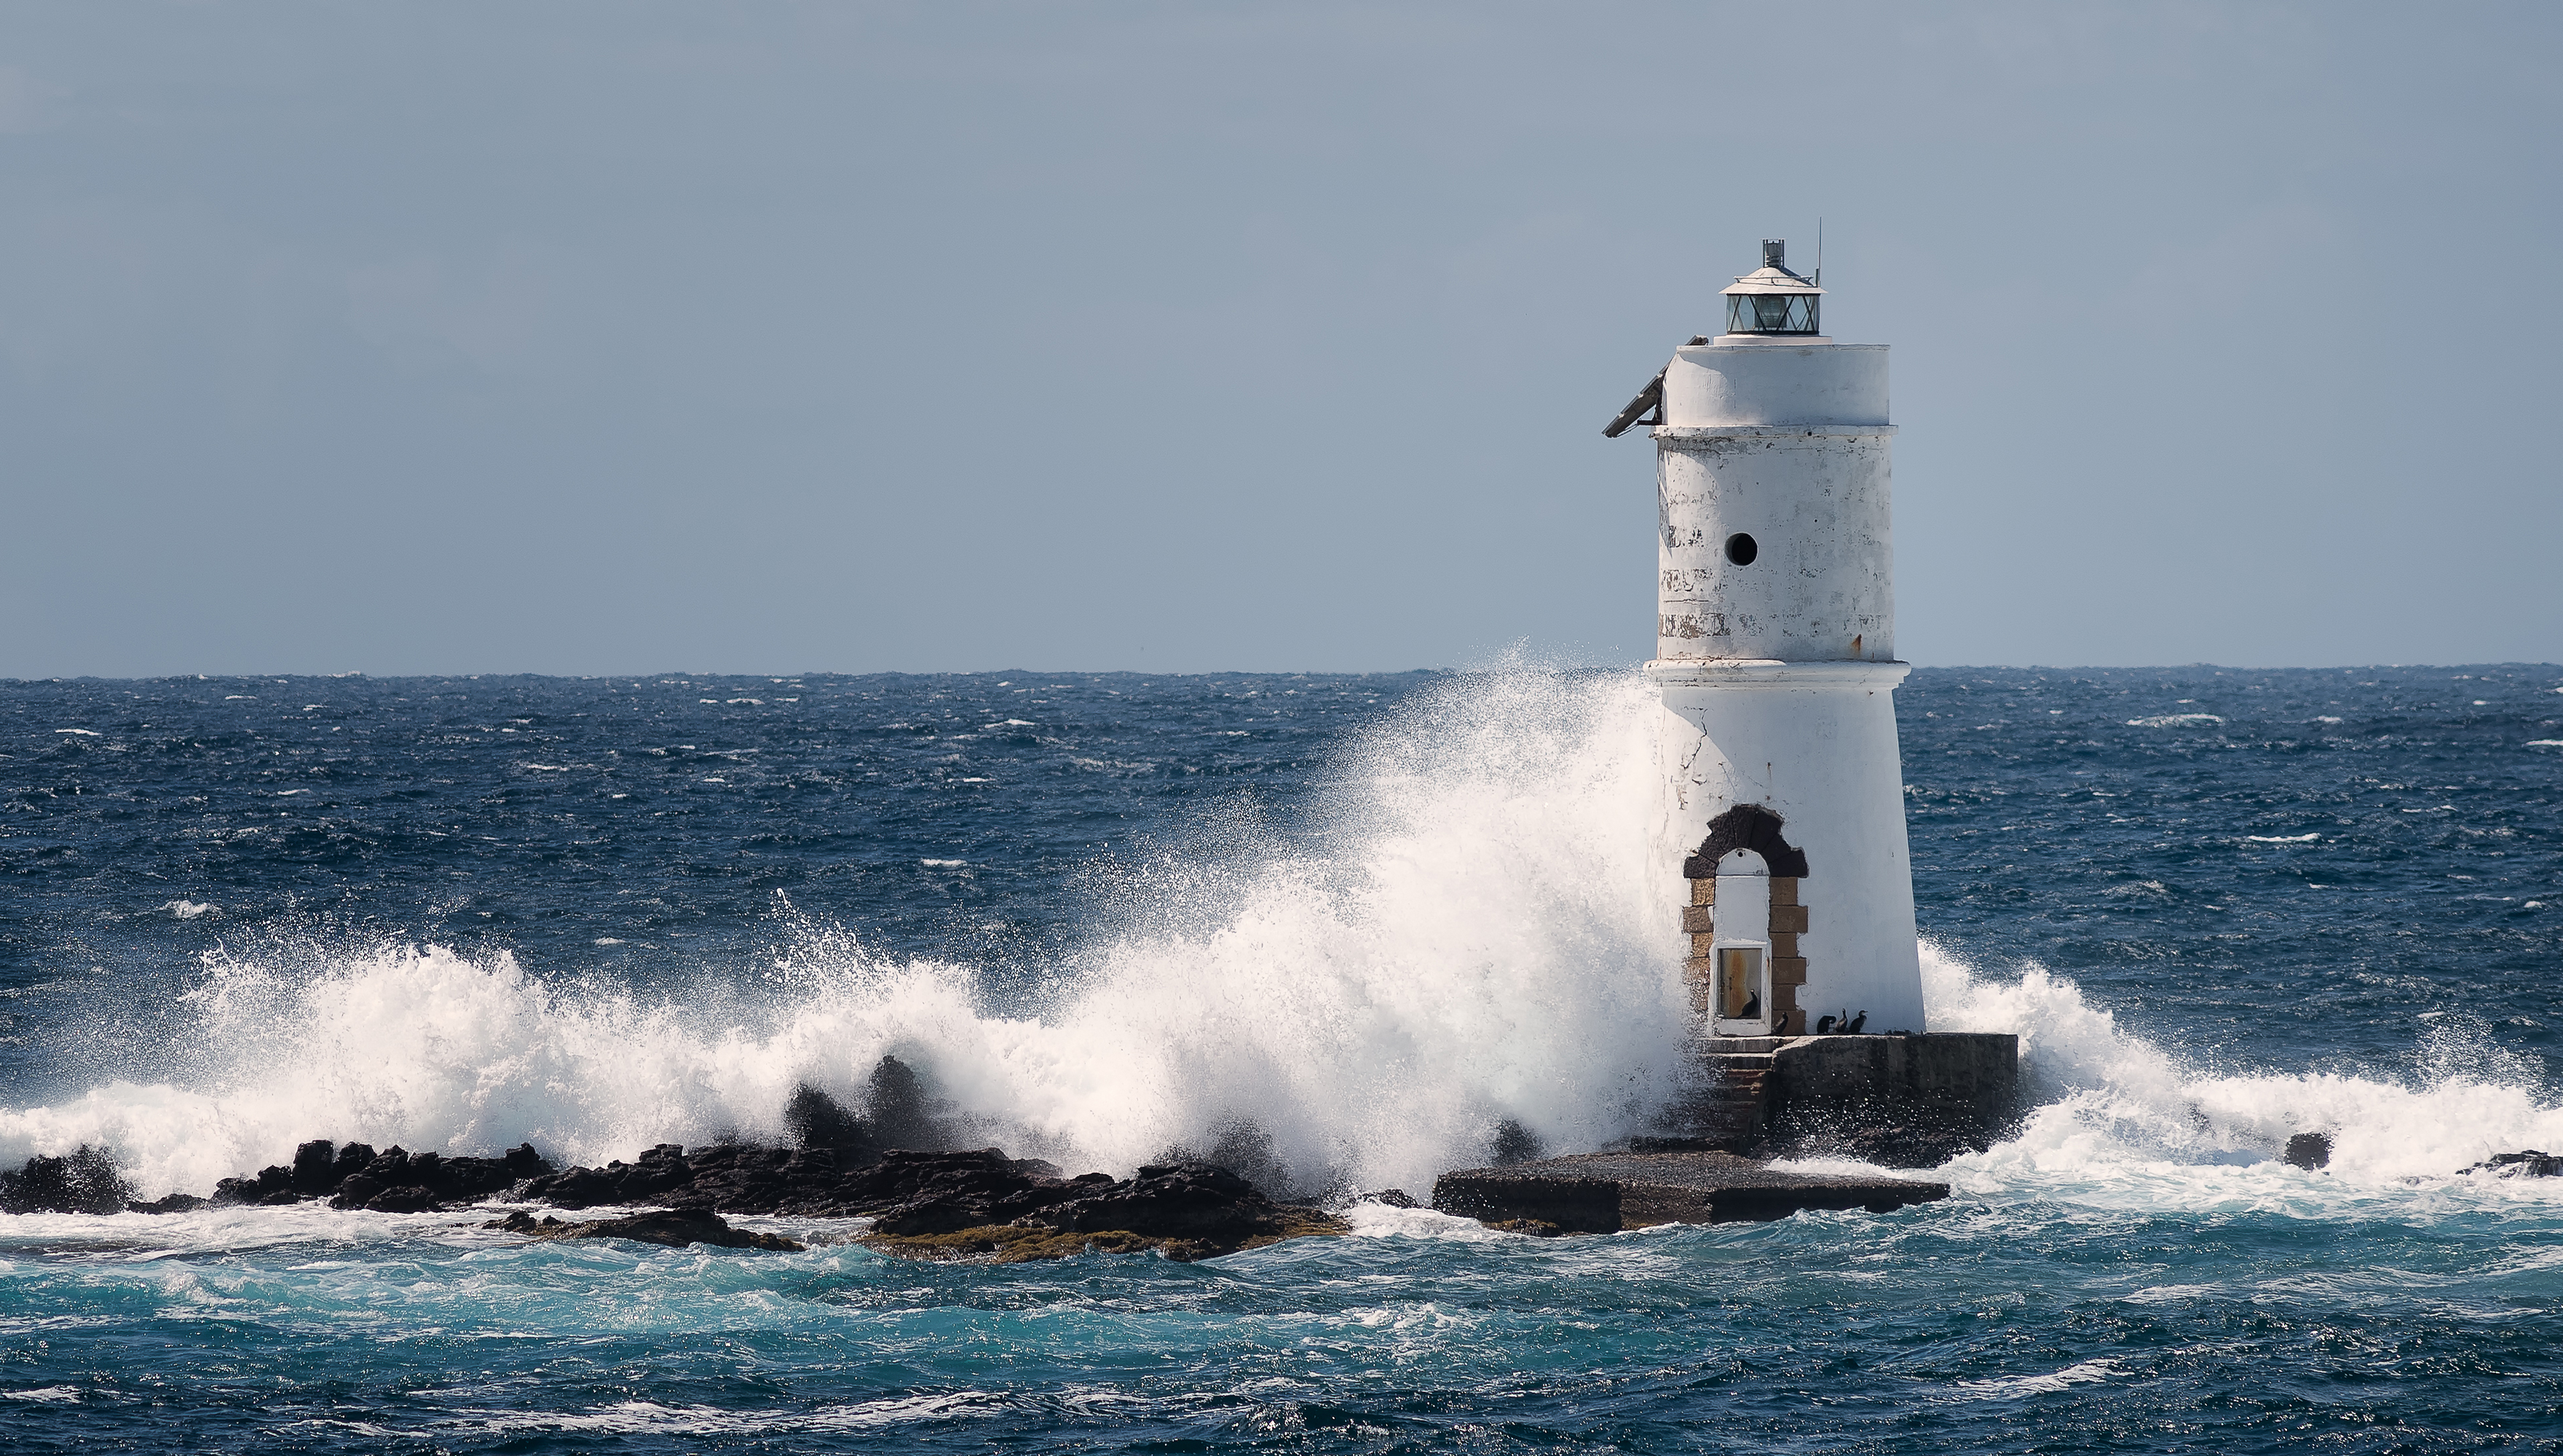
1846;1010;1868;1034
1813;1013;1837;1035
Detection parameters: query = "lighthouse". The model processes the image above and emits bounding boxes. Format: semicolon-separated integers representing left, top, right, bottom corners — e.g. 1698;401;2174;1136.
1607;240;1927;1042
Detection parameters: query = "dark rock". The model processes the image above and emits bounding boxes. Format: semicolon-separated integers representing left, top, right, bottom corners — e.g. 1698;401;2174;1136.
841;1150;1351;1262
0;1146;133;1214
1032;1162;1273;1240
483;1207;802;1251
862;1055;954;1152
1157;1119;1297;1199
291;1139;340;1192
518;1142;692;1210
197;1139;553;1211
331;1143;378;1184
850;1149;1094;1231
2283;1132;2333;1170
127;1192;208;1214
256;1189;303;1206
1489;1119;1544;1166
784;1083;878;1161
1367;1188;1419;1208
783;1056;963;1166
363;1186;441;1214
2462;1150;2562;1178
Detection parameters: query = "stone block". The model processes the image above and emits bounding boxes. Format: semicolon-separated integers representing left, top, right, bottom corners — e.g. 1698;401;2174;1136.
1769;904;1809;933
1681;905;1716;933
1769;932;1798;958
1773;957;1807;985
1690;878;1716;907
1768;877;1798;906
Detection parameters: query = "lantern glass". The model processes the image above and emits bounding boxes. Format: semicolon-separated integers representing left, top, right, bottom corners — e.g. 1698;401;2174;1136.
1726;292;1820;336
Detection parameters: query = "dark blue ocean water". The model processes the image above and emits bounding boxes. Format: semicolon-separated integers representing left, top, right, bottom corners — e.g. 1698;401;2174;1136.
3;665;2560;1452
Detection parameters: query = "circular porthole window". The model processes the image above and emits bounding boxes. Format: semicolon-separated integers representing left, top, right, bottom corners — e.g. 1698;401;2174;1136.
1725;533;1758;566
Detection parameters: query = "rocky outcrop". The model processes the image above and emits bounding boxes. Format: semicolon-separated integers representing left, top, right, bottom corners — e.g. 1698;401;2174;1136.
856;1158;1351;1264
4;1055;1346;1262
2462;1150;2561;1178
0;1145;131;1214
482;1208;803;1251
189;1139;556;1213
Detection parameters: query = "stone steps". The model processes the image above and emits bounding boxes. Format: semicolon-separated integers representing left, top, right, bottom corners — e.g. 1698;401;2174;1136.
1678;1050;1776;1149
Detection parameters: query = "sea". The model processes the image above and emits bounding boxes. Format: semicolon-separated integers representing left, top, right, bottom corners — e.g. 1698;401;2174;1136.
2;664;2559;1453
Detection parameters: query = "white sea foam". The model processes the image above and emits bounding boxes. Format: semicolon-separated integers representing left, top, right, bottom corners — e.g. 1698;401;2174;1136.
3;670;2555;1215
1924;943;2563;1202
1;671;1681;1199
159;901;221;920
2127;713;2224;728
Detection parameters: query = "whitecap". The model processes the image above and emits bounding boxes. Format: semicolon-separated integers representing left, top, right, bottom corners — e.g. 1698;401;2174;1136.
160;901;220;920
2525;740;2563;749
2127;713;2224;728
1;1386;81;1403
1951;1358;2123;1399
52;728;100;736
2245;833;2321;843
920;859;967;868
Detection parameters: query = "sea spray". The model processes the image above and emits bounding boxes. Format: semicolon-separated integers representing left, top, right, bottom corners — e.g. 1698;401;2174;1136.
5;668;2556;1211
1;670;1688;1197
1922;941;2563;1200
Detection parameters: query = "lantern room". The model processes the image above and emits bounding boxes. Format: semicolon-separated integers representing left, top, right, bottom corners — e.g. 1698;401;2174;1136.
1720;239;1824;338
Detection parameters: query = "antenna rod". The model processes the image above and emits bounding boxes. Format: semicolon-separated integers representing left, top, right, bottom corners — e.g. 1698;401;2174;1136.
1814;217;1823;286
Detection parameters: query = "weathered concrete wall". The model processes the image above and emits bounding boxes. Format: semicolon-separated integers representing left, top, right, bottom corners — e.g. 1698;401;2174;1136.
1662;341;1888;429
1766;1032;2021;1161
1643;333;1924;1037
1430;1150;1947;1233
1651;661;1924;1034
1655;430;1895;663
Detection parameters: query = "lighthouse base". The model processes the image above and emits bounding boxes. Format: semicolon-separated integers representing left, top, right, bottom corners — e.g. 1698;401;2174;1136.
1663;1032;2019;1168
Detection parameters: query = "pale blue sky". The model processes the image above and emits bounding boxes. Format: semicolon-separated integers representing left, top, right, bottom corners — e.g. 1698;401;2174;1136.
4;2;2557;676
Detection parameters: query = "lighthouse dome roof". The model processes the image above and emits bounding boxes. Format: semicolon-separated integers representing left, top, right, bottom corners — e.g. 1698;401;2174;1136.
1721;265;1823;297
1722;238;1824;296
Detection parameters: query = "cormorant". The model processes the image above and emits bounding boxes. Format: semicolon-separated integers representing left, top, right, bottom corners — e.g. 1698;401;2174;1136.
1846;1010;1868;1034
1813;1013;1837;1035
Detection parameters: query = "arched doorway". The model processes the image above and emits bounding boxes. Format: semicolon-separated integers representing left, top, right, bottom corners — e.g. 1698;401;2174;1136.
1681;805;1810;1037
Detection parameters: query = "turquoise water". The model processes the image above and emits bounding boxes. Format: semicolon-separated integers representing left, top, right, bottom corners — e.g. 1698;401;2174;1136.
4;666;2560;1451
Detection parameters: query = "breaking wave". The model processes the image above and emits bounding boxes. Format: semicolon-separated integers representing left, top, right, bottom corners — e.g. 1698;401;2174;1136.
4;669;2556;1209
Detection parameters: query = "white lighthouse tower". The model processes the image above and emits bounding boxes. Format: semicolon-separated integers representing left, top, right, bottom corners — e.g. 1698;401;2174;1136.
1607;240;1926;1042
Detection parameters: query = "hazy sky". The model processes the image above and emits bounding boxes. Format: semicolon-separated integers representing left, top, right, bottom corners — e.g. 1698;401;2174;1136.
3;2;2557;677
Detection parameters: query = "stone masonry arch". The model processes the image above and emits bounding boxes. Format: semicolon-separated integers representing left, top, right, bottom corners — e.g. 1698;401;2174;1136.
1680;806;1812;1035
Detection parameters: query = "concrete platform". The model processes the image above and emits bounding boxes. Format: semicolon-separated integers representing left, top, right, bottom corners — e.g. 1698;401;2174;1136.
1429;1150;1948;1233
